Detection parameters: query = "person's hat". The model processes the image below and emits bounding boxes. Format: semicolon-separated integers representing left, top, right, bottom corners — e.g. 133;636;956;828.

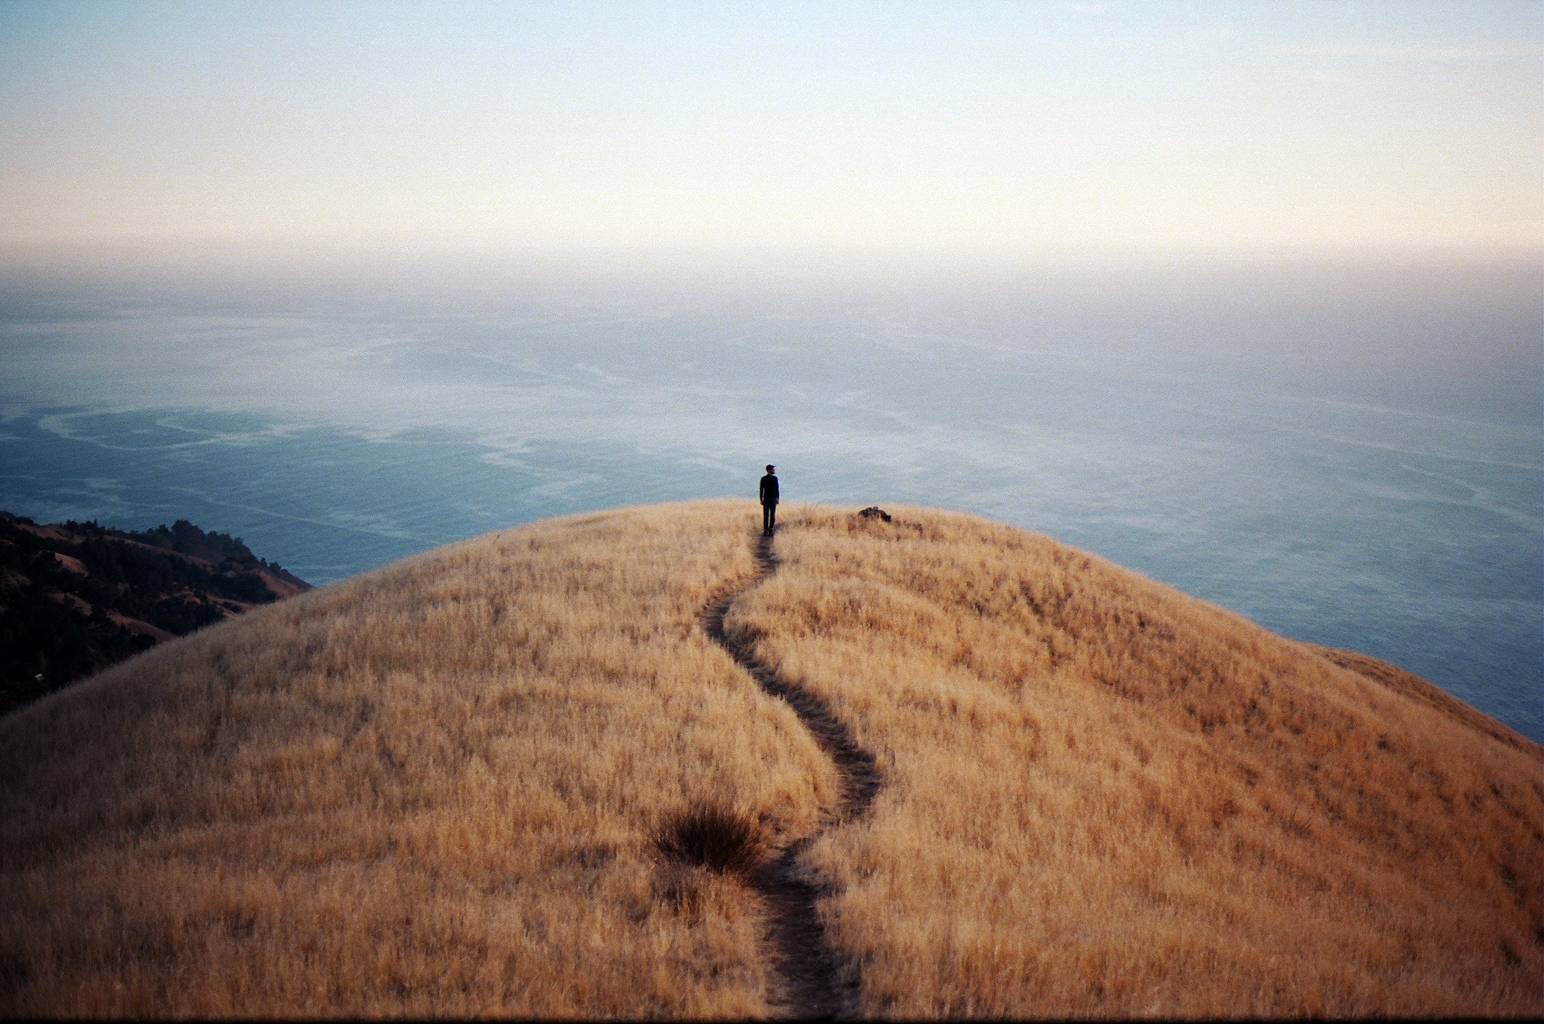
766;464;775;472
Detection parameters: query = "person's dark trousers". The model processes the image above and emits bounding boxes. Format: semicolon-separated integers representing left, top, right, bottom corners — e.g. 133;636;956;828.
762;502;776;534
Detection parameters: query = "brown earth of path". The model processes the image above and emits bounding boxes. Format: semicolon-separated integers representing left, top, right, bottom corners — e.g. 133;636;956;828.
700;528;882;1020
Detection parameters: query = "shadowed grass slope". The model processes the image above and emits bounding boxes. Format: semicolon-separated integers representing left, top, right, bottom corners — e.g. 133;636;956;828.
1;500;1539;1018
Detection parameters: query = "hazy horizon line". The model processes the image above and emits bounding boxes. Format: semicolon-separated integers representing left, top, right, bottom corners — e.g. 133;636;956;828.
2;236;1538;290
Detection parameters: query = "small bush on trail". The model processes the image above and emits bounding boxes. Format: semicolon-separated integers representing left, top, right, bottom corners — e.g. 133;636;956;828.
655;803;767;875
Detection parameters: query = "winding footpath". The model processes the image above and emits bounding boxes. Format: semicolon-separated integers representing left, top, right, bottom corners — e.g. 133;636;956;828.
700;530;882;1019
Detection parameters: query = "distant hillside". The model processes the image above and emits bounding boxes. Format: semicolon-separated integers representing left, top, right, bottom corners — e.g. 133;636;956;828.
0;513;310;714
0;502;1537;1018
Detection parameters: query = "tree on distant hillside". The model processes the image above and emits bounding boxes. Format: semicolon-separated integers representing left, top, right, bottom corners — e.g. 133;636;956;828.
129;520;259;569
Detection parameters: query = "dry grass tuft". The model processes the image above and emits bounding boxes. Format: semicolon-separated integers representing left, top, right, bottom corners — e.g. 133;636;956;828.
1;499;1538;1019
656;804;769;876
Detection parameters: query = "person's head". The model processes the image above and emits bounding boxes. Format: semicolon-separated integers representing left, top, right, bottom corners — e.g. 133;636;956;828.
766;464;775;474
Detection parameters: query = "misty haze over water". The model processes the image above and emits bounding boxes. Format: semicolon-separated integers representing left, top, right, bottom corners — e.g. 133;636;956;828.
1;249;1539;742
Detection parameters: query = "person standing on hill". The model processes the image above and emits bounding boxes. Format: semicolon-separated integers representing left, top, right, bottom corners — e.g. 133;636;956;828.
759;464;779;535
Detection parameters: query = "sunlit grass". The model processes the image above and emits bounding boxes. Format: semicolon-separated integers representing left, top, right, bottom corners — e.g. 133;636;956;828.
1;500;1537;1018
736;505;1543;1018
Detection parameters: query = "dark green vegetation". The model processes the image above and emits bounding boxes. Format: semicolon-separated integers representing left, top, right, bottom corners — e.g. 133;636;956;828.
0;513;309;714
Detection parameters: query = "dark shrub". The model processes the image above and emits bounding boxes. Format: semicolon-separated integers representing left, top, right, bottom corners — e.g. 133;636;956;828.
655;803;766;875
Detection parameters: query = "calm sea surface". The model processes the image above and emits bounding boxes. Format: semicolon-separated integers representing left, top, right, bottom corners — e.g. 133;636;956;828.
2;252;1539;741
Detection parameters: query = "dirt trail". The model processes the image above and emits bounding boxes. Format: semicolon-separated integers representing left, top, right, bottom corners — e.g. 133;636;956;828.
700;529;881;1020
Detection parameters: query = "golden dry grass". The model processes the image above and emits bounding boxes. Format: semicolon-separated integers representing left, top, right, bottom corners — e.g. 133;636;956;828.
733;505;1543;1018
0;501;837;1017
1;500;1539;1018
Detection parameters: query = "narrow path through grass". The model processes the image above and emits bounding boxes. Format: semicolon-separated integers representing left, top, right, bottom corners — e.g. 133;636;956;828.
700;527;882;1019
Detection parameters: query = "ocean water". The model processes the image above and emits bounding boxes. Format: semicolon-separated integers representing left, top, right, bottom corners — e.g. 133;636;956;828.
1;251;1539;742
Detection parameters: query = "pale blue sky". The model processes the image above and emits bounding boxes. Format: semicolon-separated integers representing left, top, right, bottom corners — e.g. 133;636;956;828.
1;0;1539;261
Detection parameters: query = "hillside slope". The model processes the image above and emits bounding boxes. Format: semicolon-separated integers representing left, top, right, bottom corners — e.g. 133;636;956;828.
0;501;1538;1018
0;512;311;713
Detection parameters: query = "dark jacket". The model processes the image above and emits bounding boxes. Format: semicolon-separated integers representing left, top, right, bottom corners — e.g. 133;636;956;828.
759;474;779;506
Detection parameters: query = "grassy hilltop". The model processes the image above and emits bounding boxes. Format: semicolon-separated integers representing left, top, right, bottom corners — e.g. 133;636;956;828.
1;501;1539;1018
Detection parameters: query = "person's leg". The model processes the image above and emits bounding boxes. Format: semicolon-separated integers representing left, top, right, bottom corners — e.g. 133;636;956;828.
762;502;773;533
767;503;776;533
